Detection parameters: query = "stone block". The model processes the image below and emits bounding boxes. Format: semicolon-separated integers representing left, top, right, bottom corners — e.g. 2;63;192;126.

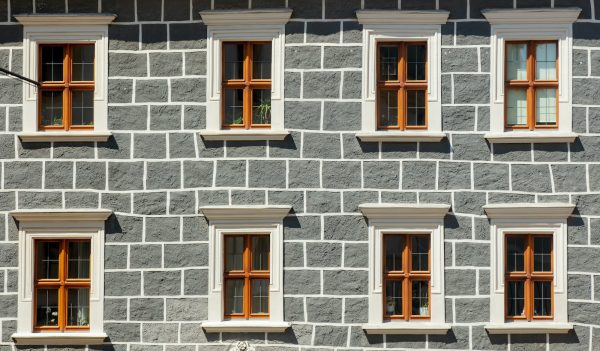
146;161;181;190
249;160;286;188
285;46;321;69
105;271;141;296
306;242;342;267
455;242;490;267
442;48;478;72
324;46;361;68
146;217;180;242
303;133;341;159
130;298;164;321
402;161;436;190
171;78;206;102
130;244;162;268
443;106;476;131
323;101;361;131
134;133;167;159
108;162;144;190
306;22;340;43
144;271;181;296
303;71;341;99
135;79;168;103
307;297;342;323
438;162;471;190
324;215;367;241
284;270;320;294
166;298;207;321
323;270;368;295
164;243;207;268
453;74;490;104
313;326;348;347
284;215;321;240
108;106;147;131
511;164;552;193
109;53;147;77
108;79;133;103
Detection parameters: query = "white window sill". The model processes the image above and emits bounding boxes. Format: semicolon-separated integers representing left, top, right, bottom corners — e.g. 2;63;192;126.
485;322;574;334
355;131;446;143
12;332;108;345
18;131;113;143
362;322;451;335
199;130;290;141
484;132;578;144
202;321;290;333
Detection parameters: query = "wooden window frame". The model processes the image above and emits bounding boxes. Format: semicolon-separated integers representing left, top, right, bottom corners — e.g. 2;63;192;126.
33;239;91;332
504;40;559;131
223;234;270;320
504;234;554;321
376;42;428;131
382;234;431;321
38;43;95;131
221;42;272;130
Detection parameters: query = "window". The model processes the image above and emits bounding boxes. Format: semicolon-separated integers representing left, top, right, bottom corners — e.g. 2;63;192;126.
39;44;95;131
34;240;91;331
355;10;448;143
484;203;575;334
200;9;292;141
482;8;580;143
505;41;558;130
16;14;115;142
10;209;111;345
222;42;272;129
201;205;291;333
359;203;450;334
383;235;431;320
224;235;270;319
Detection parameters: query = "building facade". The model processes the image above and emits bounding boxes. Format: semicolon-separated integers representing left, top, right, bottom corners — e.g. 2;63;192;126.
0;0;598;350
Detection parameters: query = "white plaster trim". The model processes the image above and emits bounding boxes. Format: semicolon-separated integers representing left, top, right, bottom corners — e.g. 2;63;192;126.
200;205;291;221
362;322;451;335
485;323;574;334
481;8;581;25
18;131;113;143
12;211;111;338
202;321;290;333
356;10;450;25
484;132;578;144
199;9;292;26
15;14;116;26
12;332;108;346
360;203;449;326
199;130;290;141
20;20;112;139
359;20;445;135
356;132;446;143
483;203;575;219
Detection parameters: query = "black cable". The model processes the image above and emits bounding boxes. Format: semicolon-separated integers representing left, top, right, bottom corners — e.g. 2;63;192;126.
0;67;40;87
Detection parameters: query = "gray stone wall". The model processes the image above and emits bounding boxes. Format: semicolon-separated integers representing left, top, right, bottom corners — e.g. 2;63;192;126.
0;0;599;350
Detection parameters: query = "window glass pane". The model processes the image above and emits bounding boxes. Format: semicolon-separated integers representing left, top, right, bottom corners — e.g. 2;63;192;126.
535;88;557;125
252;89;271;125
506;281;525;317
251;236;269;271
379;45;398;81
35;289;59;326
71;90;94;126
385;235;404;272
536;43;557;80
407;44;426;81
252;43;271;80
68;241;90;279
411;236;429;271
507;236;525;272
406;90;426;127
71;45;95;81
533;281;552;316
506;43;527;81
41;91;64;126
36;241;60;280
379;90;398;127
67;288;90;326
385;280;403;316
251;279;269;314
225;236;244;271
41;46;63;82
506;89;527;126
223;89;244;125
534;236;552;272
224;279;244;315
411;280;429;316
224;43;244;80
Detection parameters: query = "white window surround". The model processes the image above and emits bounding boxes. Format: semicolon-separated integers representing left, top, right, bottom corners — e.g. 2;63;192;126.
355;10;449;143
483;203;575;334
199;9;292;141
200;205;291;333
15;14;115;143
9;209;112;345
482;7;581;144
359;203;451;334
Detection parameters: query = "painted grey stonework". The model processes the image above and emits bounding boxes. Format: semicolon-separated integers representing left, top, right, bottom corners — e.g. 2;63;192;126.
0;0;599;350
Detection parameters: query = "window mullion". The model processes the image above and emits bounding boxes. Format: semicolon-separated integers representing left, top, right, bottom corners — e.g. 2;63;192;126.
244;43;252;129
399;44;406;131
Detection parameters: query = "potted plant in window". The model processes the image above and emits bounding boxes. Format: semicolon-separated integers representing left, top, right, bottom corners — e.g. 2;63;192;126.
386;296;395;314
255;100;271;124
419;301;429;316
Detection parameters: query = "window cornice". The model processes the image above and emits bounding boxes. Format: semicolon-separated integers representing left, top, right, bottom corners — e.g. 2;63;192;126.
356;10;449;25
14;13;116;26
200;205;291;222
199;8;292;26
359;203;450;220
483;203;575;220
481;7;581;25
9;209;113;222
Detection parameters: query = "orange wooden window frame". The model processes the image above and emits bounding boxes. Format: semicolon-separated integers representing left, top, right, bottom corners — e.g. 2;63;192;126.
223;234;270;320
33;239;91;332
376;42;428;131
382;234;431;321
504;40;559;130
38;44;95;131
221;42;272;129
504;234;554;321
